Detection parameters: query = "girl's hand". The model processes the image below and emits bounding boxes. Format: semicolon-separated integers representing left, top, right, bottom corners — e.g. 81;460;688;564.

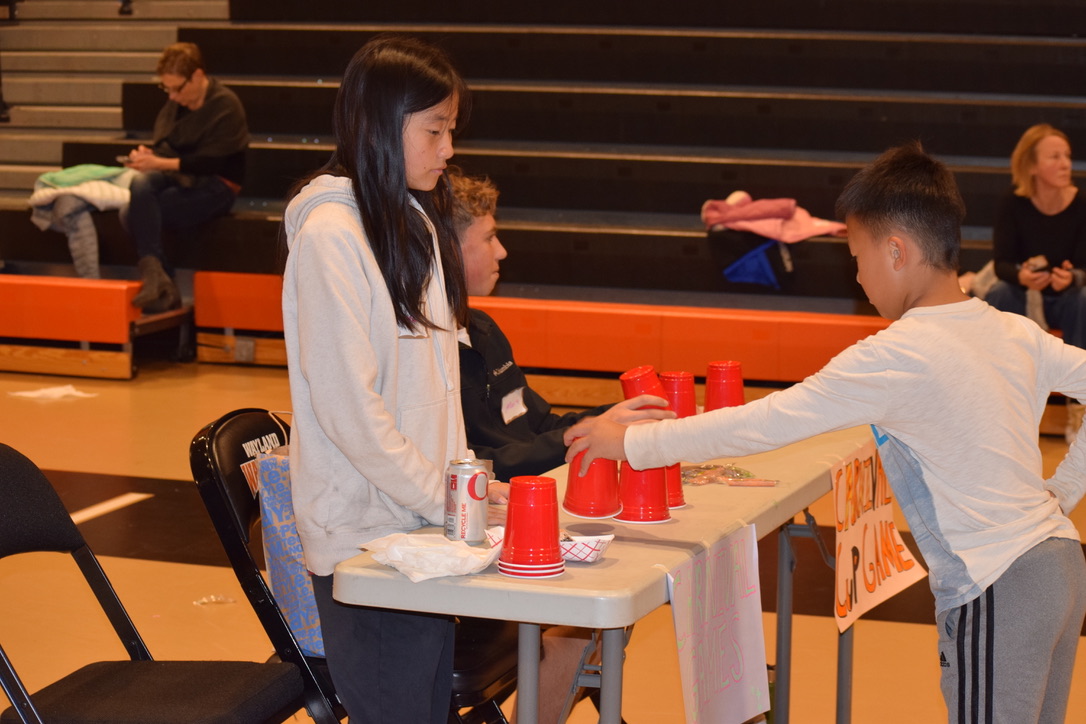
486;482;509;526
487;481;510;505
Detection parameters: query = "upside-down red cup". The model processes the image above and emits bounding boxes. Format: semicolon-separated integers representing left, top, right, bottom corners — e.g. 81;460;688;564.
500;476;562;567
619;364;668;401
563;450;622;519
659;370;696;419
704;360;745;412
613;463;671;524
664;463;686;509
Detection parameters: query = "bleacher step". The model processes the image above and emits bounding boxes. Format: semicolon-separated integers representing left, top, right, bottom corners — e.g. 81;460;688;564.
0;129;123;165
0;23;177;52
16;0;228;21
3;50;160;74
4;76;138;106
0;164;62;194
2;105;122;133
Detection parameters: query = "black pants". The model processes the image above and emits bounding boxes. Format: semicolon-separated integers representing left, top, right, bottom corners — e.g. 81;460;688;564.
311;573;455;724
121;171;235;273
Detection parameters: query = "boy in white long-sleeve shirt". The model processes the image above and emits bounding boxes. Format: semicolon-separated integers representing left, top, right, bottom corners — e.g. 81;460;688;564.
567;143;1086;724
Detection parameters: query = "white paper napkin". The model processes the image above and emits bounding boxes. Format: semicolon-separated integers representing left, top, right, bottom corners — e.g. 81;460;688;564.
364;532;502;583
8;384;97;400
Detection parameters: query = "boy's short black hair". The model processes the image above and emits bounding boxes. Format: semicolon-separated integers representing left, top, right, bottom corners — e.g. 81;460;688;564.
835;142;966;270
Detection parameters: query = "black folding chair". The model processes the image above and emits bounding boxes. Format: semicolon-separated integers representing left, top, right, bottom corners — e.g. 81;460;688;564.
189;408;519;724
0;442;306;724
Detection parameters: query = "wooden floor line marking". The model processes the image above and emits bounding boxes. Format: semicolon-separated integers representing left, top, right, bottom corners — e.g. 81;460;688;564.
70;492;154;524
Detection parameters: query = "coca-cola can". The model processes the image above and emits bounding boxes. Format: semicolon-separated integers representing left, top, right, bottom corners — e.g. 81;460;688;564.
444;459;489;543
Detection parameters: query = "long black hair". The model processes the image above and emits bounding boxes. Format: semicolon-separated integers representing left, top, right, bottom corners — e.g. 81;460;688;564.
293;34;471;331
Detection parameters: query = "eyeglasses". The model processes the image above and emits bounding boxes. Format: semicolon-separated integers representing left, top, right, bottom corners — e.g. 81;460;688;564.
157;77;190;95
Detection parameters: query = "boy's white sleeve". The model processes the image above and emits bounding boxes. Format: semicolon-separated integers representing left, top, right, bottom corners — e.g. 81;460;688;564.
625;341;888;469
1046;445;1086;514
1044;339;1086;513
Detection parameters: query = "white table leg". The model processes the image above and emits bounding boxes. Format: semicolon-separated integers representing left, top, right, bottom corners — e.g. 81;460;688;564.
518;622;541;724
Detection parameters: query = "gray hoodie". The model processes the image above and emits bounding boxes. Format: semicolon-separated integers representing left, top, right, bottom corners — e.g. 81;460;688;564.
282;175;467;576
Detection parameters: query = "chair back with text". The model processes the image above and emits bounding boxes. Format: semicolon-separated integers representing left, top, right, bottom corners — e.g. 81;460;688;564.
189;408;342;723
0;442;305;724
191;408;520;724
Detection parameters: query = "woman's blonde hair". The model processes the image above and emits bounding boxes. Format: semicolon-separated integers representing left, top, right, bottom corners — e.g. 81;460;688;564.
1011;123;1071;197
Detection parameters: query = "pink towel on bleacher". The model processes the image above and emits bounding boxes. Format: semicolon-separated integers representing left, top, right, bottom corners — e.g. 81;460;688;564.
701;190;847;243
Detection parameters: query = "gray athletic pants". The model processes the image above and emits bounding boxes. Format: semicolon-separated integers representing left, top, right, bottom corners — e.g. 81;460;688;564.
936;537;1086;724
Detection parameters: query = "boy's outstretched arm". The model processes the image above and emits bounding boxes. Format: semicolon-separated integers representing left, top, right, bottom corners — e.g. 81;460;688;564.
562;395;673;475
564;416;629;474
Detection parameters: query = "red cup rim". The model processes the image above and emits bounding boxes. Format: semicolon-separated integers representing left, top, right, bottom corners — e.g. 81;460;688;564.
619;364;657;380
498;566;565;575
562;503;623;520
498;568;564;579
496;558;564;568
612;512;672;524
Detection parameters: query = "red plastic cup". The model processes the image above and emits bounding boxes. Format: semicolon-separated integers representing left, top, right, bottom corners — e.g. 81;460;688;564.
619;365;667;401
659;370;696;418
563;450;622;519
613;463;671;524
664;463;686;509
704;360;744;412
500;476;562;567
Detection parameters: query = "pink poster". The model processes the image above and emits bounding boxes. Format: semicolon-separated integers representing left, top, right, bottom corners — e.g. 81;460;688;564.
667;524;770;724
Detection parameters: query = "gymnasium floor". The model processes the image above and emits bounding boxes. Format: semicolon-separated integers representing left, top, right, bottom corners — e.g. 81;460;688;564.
1;359;1083;723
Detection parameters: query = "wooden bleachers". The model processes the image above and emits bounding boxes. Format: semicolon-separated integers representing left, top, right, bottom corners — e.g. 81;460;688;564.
0;275;192;379
226;0;1086;36
1;0;1081;384
193;271;284;366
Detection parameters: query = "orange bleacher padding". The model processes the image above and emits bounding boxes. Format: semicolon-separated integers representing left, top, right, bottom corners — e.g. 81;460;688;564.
470;296;890;383
0;276;140;344
193;271;284;331
188;271;889;382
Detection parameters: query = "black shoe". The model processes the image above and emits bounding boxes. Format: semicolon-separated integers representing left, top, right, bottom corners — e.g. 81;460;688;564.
118;0;133;15
0;104;9;123
133;256;179;312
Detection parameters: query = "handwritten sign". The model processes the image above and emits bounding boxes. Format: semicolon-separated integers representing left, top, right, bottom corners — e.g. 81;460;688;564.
668;524;769;723
833;433;926;632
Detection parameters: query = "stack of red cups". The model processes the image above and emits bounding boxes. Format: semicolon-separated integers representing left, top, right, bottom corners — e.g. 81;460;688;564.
658;370;696;509
614;365;672;522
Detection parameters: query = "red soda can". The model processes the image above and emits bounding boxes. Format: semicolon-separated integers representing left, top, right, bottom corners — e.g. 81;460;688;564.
444;459;489;543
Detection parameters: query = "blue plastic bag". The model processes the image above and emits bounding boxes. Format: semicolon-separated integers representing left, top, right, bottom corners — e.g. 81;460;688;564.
257;451;325;657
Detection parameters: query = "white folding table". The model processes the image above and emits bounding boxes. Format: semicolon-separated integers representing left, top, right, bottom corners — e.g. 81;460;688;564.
334;426;872;723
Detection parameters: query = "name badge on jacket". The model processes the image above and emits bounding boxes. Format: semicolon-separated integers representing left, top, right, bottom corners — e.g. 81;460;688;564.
501;387;528;424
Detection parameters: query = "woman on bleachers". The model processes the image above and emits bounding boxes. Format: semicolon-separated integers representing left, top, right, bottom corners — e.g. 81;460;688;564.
120;42;248;313
986;123;1086;441
280;35;488;723
986;124;1086;347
